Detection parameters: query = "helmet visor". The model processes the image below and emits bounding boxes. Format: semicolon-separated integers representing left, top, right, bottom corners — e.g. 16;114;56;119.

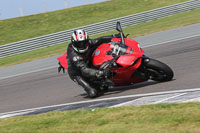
73;40;89;50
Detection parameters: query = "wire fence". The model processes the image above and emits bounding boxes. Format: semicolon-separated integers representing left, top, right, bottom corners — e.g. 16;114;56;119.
0;0;200;58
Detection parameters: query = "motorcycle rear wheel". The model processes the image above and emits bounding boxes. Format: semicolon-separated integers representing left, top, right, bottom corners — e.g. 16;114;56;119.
145;58;174;82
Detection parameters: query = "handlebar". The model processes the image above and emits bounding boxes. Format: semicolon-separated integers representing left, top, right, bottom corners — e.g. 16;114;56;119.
111;41;129;56
100;22;130;71
99;55;120;70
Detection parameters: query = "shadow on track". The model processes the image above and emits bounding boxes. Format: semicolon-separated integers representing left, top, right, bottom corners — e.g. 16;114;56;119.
78;80;162;99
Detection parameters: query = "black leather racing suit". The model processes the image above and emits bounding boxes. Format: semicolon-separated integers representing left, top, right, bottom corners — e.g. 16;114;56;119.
67;34;119;96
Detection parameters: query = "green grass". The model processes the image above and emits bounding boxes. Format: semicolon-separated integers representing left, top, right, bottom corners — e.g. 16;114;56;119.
0;0;187;46
0;8;200;68
1;102;200;132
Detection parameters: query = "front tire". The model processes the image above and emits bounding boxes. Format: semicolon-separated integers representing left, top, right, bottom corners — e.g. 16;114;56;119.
144;59;174;82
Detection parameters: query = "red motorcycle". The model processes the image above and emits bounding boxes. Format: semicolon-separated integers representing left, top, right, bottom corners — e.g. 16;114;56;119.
57;22;174;94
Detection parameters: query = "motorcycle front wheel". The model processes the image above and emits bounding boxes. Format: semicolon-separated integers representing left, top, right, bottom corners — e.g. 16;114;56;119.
144;58;174;82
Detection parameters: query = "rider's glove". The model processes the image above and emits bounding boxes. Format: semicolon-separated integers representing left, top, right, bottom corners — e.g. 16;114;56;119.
96;69;111;79
96;70;104;79
103;69;111;78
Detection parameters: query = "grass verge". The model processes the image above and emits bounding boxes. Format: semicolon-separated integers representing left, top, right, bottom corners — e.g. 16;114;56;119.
0;0;187;46
0;8;200;68
0;102;200;132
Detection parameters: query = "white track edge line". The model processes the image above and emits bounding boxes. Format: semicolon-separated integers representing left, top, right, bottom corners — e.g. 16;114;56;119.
0;66;57;80
142;34;200;48
110;99;139;108
1;88;200;116
181;97;200;103
111;93;187;107
152;93;187;104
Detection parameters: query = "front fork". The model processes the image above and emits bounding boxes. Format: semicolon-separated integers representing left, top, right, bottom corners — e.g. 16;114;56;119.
131;55;150;80
139;55;159;80
141;55;150;65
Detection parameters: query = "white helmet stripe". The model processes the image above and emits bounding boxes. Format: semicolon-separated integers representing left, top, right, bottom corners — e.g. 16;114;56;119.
76;29;85;41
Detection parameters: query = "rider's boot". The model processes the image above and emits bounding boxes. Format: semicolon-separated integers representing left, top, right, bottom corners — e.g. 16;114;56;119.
76;76;98;98
98;85;109;93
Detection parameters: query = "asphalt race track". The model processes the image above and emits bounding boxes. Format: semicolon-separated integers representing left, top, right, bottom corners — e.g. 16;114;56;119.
0;35;200;114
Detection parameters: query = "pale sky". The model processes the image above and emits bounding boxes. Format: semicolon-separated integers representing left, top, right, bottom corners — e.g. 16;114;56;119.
0;0;106;20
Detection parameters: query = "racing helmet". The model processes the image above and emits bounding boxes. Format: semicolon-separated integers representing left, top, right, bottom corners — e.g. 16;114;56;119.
71;29;89;53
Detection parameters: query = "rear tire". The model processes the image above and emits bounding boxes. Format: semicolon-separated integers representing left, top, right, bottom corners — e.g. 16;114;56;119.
145;59;174;82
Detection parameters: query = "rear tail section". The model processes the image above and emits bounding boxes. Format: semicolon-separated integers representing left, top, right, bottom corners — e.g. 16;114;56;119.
57;53;68;73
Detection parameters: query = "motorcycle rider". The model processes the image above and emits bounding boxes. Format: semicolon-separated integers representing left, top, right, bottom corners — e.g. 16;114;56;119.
67;29;120;98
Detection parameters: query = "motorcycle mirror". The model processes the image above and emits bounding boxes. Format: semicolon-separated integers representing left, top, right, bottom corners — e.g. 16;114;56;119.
116;21;125;45
116;21;122;32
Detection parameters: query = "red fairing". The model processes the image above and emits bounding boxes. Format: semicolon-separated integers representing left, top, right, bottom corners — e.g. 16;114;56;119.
92;38;146;85
92;38;144;67
92;43;113;68
57;53;68;69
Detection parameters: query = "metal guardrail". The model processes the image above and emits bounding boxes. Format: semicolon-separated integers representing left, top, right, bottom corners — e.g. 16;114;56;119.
0;0;200;58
